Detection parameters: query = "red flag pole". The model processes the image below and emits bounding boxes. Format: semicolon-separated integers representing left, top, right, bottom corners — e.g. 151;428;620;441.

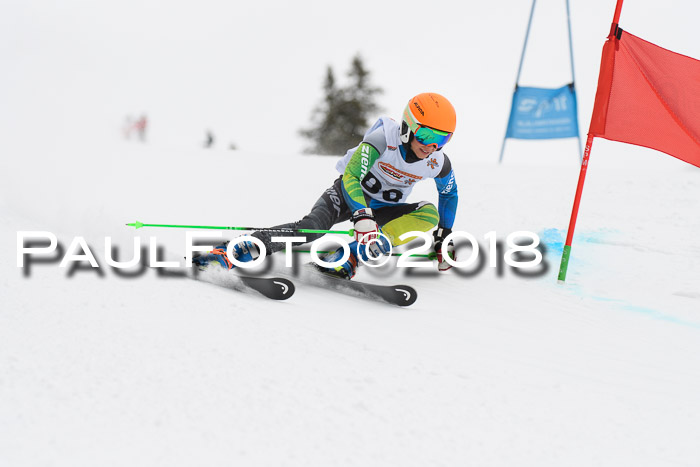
557;133;594;282
611;0;624;26
557;0;624;282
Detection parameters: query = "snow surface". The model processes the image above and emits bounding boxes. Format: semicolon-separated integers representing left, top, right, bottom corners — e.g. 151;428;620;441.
2;134;700;466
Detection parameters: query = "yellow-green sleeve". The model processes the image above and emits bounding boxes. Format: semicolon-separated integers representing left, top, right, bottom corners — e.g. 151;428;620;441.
341;143;381;212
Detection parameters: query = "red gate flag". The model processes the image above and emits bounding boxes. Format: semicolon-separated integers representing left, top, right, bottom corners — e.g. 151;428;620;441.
589;28;700;168
558;3;700;283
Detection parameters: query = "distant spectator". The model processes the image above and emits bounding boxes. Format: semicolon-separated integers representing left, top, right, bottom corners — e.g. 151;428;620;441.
134;115;148;142
122;114;148;142
204;130;215;148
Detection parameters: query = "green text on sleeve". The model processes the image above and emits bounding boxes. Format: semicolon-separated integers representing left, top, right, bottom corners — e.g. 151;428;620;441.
341;143;381;211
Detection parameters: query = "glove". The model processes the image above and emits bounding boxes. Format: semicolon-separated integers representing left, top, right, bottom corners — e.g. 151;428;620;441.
351;208;379;245
433;227;455;272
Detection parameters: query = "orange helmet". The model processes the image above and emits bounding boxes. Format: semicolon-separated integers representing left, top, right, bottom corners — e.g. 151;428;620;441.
400;93;456;148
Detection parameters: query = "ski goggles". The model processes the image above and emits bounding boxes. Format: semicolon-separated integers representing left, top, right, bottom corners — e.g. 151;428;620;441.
403;107;453;148
414;126;452;148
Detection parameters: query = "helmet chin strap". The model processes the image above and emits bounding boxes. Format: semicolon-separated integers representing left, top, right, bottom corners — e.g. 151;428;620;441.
399;137;421;163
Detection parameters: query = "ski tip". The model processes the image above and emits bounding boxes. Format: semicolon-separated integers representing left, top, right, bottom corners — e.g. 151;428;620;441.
238;276;295;300
271;278;295;300
393;285;418;307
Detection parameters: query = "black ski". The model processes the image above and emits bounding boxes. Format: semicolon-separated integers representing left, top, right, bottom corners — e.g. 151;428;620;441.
192;270;295;300
305;266;417;307
237;276;295;300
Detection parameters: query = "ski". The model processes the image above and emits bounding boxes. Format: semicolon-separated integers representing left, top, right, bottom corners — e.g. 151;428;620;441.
237;276;295;300
303;266;417;307
192;270;295;301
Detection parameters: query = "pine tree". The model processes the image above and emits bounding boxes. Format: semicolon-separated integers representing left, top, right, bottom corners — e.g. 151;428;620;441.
300;54;383;155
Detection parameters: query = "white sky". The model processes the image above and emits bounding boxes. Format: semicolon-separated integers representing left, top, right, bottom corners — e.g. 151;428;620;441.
2;0;699;168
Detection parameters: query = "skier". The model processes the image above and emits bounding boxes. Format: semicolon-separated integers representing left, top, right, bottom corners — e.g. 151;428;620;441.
193;92;459;279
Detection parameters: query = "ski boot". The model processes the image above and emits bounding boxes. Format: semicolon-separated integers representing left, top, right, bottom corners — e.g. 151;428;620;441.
316;237;391;280
192;240;259;271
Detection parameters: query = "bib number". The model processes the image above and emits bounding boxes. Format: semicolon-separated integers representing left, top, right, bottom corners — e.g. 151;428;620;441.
361;173;404;203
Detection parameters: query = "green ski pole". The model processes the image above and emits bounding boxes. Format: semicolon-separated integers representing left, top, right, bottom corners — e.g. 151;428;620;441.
126;220;353;236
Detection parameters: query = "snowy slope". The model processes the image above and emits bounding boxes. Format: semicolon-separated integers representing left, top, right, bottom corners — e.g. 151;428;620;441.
2;137;700;466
